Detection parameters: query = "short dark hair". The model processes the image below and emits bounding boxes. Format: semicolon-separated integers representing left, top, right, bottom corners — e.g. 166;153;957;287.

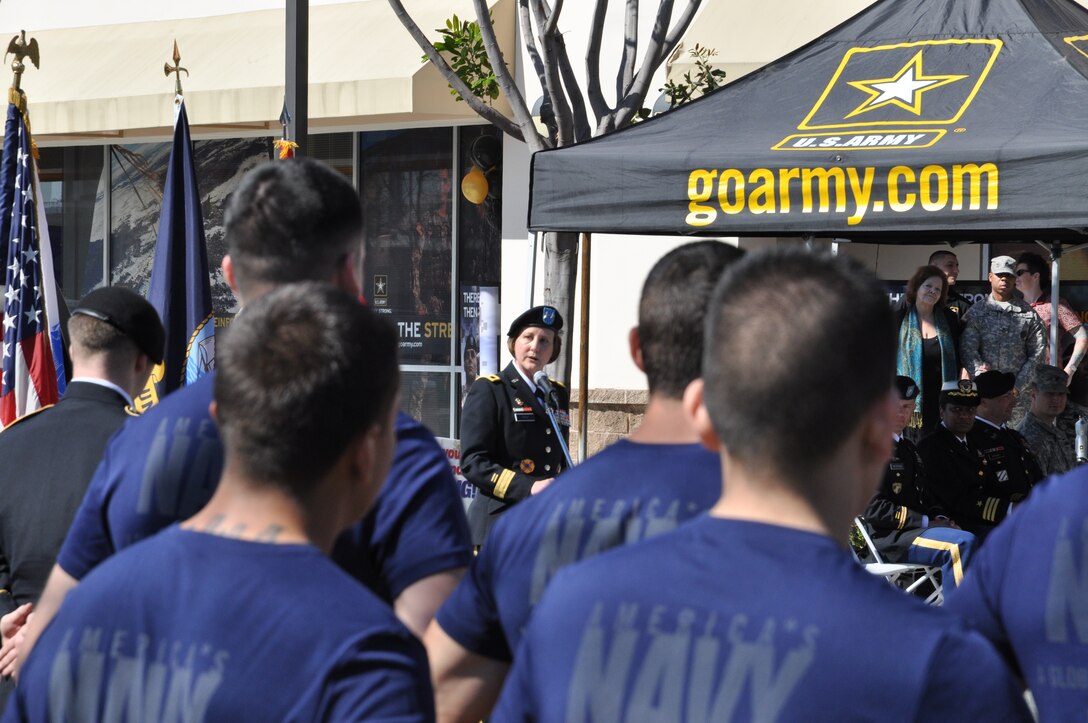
905;265;949;305
224;159;362;295
928;250;956;265
215;283;399;494
1017;251;1050;290
67;315;139;364
639;241;745;398
703;248;895;479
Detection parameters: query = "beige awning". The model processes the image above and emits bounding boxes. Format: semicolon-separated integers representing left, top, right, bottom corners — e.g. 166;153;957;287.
6;0;514;142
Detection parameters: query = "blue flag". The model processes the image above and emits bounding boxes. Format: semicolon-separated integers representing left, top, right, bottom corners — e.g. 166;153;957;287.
138;99;214;411
0;97;67;426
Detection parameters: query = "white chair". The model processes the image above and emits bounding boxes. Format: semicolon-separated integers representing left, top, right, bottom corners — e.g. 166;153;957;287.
853;516;944;606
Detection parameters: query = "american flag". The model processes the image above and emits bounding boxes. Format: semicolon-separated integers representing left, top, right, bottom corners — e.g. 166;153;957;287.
0;102;66;426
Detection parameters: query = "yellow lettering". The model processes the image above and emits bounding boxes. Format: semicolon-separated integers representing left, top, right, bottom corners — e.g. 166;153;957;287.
778;168;800;213
717;169;745;215
952;163;999;210
801;167;847;213
748;169;776;214
846;167;875;226
686;170;717;226
920;165;948;212
888;166;916;212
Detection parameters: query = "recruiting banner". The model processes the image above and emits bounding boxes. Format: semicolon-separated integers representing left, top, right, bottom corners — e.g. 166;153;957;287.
437;437;475;514
460;285;499;401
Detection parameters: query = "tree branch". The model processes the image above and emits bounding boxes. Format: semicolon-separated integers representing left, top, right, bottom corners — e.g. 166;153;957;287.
584;0;610;123
555;34;591;141
530;0;574;145
612;0;702;129
469;0;548;151
387;0;526;141
616;0;638;103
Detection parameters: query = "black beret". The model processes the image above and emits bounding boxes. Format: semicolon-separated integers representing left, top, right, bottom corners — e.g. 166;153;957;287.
895;376;920;401
974;370;1015;399
71;287;165;364
507;305;563;337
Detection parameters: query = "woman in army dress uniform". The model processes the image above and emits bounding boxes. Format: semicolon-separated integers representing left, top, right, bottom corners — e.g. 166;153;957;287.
461;305;570;546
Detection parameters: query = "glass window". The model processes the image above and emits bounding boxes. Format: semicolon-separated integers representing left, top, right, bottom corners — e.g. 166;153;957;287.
402;370;453;437
360;128;454;367
37;146;107;304
109;138;273;316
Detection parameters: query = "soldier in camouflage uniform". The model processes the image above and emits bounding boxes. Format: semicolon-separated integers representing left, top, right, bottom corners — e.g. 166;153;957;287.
960;256;1046;426
1017;364;1076;476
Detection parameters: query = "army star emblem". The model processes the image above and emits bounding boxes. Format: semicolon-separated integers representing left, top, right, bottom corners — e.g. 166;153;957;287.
845;51;966;118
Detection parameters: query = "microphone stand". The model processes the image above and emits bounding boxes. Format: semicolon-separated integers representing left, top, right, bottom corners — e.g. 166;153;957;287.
543;395;575;469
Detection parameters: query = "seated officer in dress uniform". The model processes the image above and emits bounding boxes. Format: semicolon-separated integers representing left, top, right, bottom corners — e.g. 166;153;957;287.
969;370;1042;512
861;376;976;586
461;305;570;545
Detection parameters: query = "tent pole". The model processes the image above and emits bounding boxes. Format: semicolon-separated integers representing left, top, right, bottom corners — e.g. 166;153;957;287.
1050;242;1062;366
577;233;591;463
525;231;538;309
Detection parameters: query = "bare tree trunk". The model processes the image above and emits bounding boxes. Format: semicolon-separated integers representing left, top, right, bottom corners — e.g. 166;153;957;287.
542;231;579;385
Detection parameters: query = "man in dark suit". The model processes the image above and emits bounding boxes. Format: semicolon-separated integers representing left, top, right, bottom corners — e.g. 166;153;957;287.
461;305;570;546
863;376;976;587
0;286;162;707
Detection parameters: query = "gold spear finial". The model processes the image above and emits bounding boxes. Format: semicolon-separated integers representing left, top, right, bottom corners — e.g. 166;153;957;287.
163;40;188;96
6;30;40;94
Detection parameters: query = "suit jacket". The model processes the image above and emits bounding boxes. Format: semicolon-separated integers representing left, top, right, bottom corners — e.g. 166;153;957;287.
461;361;570;545
0;382;131;613
919;423;1017;536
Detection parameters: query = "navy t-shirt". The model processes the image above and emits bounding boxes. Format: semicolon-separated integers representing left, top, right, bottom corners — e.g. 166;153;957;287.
946;471;1088;720
494;517;1031;723
57;373;471;603
436;440;720;660
4;527;434;722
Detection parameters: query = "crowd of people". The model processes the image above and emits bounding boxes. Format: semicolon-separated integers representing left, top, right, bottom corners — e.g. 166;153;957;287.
0;158;1084;720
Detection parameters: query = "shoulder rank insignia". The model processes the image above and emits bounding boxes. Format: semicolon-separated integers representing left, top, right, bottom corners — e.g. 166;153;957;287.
553;379;566;389
1;404;53;431
483;374;501;383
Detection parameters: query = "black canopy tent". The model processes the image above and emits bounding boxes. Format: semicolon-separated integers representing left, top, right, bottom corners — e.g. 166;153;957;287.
529;0;1088;242
527;0;1088;452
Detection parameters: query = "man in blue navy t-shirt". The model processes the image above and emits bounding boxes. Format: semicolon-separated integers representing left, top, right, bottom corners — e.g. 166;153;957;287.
5;283;433;721
5;159;469;678
946;468;1088;720
494;249;1031;722
426;241;743;721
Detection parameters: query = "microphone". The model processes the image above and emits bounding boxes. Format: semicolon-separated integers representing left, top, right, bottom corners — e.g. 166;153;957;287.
533;371;561;409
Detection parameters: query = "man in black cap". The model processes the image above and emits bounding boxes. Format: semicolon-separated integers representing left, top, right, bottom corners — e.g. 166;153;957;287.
969;370;1043;512
461;304;570;545
0;286;163;707
861;376;976;587
1017;364;1077;476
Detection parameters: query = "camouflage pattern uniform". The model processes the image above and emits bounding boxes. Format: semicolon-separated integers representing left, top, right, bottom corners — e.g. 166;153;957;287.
1016;413;1074;477
961;295;1047;390
961;295;1045;426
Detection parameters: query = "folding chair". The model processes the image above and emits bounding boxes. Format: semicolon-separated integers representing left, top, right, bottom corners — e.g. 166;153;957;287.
852;516;944;606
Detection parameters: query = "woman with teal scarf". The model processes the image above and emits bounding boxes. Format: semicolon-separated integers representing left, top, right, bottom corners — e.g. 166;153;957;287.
894;265;962;441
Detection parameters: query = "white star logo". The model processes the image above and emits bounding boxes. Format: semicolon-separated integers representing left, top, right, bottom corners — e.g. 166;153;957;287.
845;51;967;118
18;269;27;288
23;307;39;326
4;286;17;305
3;314;15;331
21;247;36;265
1;342;9;359
7;259;17;276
